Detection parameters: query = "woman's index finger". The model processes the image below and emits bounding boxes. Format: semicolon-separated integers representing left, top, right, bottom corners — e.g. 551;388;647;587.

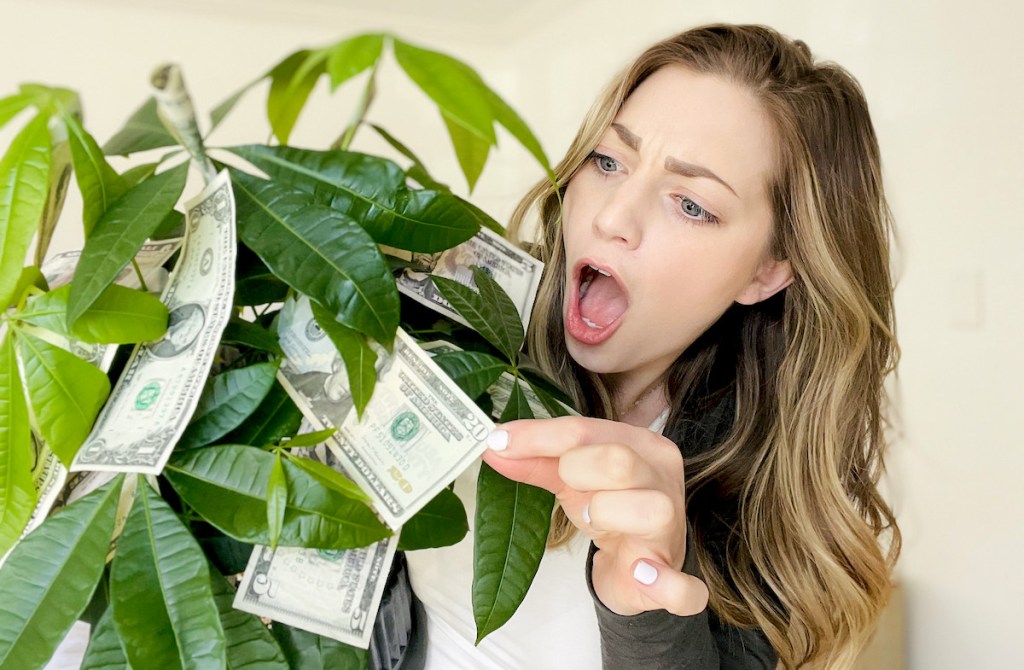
492;416;635;459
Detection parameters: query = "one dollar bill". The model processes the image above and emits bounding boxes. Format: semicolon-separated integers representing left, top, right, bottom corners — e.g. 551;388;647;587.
71;169;236;475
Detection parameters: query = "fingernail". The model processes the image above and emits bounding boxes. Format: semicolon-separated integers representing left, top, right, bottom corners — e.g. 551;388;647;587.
582;504;591;524
633;561;658;586
486;430;509;451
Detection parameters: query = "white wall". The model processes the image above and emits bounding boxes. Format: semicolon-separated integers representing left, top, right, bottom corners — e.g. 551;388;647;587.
2;0;1021;667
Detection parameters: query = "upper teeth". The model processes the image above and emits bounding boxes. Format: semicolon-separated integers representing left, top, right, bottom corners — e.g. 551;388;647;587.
591;265;610;276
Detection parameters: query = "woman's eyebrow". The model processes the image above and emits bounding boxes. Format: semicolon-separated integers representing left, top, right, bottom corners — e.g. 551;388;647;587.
610;123;737;197
665;157;737;197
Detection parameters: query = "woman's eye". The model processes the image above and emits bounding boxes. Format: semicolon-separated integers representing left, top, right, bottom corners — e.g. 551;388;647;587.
587;151;620;174
679;197;719;225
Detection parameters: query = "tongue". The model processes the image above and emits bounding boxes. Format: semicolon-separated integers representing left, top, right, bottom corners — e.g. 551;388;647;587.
580;274;628;327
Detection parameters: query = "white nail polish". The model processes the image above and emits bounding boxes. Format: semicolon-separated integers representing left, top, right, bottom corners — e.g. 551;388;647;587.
487;430;509;451
582;504;591;524
633;561;658;586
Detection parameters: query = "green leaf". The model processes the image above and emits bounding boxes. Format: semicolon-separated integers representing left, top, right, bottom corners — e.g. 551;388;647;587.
111;479;227;670
0;112;51;309
326;34;384;90
472;460;553;643
0;475;122;670
280;428;337;449
392;38;496;145
271;623;368;670
5;265;47;309
80;606;130;670
398;486;468;551
310;300;377;417
267;50;327;144
209;569;289;670
221;381;303;447
231;169;399;347
165;446;389;549
432;267;524;362
177;361;280;450
228;145;480;253
17;331;111;466
17;284;168;344
67;161;188;324
430;350;507;399
221;319;283;355
120;160;159;186
0;333;36;557
524;377;574;419
19;83;79;117
481;86;553;182
102;97;178;155
63;112;127;235
267;453;287;550
442;109;490;192
0;92;33;130
283;452;371;504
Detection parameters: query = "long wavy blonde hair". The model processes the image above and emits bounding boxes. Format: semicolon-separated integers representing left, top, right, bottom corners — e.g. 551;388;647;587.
507;24;900;669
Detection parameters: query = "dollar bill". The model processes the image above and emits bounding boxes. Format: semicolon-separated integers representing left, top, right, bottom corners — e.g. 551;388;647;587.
276;297;494;529
234;535;398;648
41;239;181;293
71;169;236;474
394;227;543;331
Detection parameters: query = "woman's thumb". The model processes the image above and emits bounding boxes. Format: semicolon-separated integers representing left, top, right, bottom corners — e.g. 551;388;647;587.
631;558;710;616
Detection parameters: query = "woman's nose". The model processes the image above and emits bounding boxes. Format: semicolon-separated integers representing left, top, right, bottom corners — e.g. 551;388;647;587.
591;181;644;249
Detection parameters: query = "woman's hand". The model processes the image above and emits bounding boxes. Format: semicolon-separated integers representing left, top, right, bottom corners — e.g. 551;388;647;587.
482;416;709;617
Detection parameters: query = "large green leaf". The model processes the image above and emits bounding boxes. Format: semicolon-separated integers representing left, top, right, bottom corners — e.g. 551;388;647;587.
231;169;399;347
326;34;384;90
165;446;389;549
473;461;553;643
220;381;303;447
209;569;289;670
0;333;35;556
67;160;188;324
177;361;280;450
0;476;122;670
102;97;177;155
283;452;370;505
392;38;552;182
80;606;130;670
430;350;507;399
111;479;226;670
268;50;327;144
271;623;368;670
0;112;51;309
442;109;490;192
310;300;377;417
63;112;127;235
432;267;524;362
228;145;479;253
473;381;553;643
16;284;168;344
17;331;110;466
392;38;496;145
398;486;468;551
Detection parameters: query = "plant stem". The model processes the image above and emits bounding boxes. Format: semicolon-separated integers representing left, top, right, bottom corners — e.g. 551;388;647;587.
331;64;379;150
130;258;149;292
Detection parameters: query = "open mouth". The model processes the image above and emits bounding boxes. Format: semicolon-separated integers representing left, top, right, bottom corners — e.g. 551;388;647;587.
565;261;629;344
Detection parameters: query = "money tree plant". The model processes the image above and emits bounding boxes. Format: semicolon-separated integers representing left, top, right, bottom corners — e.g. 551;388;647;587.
0;33;569;669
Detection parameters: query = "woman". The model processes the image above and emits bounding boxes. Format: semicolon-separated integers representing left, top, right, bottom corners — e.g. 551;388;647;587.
408;23;899;669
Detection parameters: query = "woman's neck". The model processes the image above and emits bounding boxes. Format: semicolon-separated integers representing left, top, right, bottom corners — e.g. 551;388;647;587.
609;373;669;428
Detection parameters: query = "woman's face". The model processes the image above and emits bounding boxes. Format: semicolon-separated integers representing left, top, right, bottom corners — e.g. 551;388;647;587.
561;65;791;392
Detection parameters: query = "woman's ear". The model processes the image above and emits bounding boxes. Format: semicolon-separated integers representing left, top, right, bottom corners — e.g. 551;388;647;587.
734;258;794;305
